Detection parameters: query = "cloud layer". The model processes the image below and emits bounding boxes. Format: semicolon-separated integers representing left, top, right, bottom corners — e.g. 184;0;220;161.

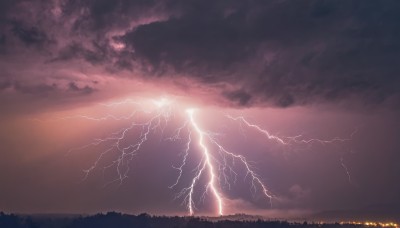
1;0;400;110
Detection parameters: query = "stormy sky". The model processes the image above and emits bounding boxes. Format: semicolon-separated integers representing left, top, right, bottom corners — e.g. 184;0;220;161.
0;0;399;221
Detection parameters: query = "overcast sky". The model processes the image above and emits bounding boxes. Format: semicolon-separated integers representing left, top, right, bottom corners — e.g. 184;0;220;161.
0;0;399;221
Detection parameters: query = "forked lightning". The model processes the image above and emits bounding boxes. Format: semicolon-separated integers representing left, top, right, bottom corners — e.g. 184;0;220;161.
62;97;354;215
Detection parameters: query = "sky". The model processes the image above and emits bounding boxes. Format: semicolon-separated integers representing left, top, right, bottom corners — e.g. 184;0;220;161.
0;0;400;221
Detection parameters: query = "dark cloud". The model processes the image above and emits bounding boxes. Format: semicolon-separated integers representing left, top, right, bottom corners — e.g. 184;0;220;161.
0;0;20;24
0;34;5;45
52;41;109;65
0;0;399;109
222;89;253;107
68;81;95;94
11;22;50;46
62;0;164;33
119;0;400;108
0;80;11;91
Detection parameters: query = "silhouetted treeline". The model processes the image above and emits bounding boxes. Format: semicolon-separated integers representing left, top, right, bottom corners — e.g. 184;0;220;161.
0;211;367;228
0;212;38;228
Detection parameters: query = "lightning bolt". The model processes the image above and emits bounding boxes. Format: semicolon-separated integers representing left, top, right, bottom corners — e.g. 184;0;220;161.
66;99;173;186
226;114;357;185
171;109;274;215
226;115;287;145
186;109;223;215
226;114;355;145
50;97;354;216
340;156;353;185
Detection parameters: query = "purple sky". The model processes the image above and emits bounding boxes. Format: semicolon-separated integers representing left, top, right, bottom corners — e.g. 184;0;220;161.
0;0;399;221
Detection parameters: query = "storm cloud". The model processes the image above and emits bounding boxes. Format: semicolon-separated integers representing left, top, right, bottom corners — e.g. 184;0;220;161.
1;0;400;109
122;1;400;107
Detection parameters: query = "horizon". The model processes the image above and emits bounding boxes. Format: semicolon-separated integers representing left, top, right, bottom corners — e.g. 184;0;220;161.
1;211;399;227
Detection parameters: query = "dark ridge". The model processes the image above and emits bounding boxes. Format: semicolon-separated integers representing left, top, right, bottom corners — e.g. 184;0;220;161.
0;211;378;228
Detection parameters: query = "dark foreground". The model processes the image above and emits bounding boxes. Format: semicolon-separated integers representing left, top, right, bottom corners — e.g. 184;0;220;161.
0;212;379;228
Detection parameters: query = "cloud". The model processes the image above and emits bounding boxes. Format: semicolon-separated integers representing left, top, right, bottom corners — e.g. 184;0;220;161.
68;81;95;95
222;89;253;106
51;42;109;65
11;22;50;46
0;80;11;91
13;82;58;95
0;0;399;110
119;1;400;108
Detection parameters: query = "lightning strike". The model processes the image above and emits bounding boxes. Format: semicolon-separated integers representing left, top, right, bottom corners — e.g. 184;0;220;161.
57;97;354;216
226;115;287;144
169;130;191;189
225;115;356;185
186;109;224;215
340;156;353;185
226;115;356;146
